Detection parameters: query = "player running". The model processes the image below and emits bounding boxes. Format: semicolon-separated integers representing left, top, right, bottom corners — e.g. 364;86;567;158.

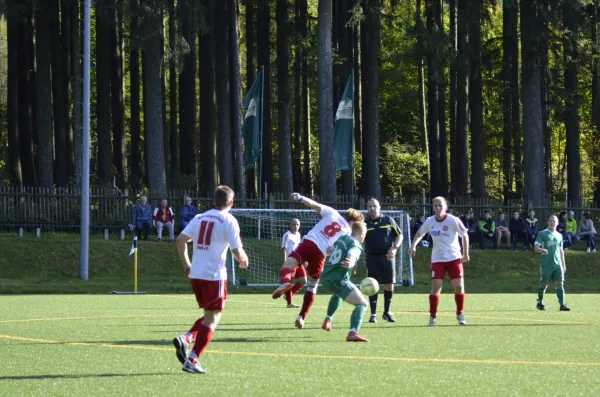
320;222;370;342
534;215;570;311
280;219;306;308
272;193;364;329
172;185;249;374
408;196;470;326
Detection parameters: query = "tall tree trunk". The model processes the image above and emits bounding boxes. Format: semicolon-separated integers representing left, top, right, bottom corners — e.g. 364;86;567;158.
338;0;353;197
426;0;442;197
563;0;581;206
276;0;293;196
72;0;82;187
96;0;112;184
7;1;21;185
593;0;600;204
168;0;178;178
35;0;54;187
520;0;546;207
435;0;448;195
416;0;428;155
141;4;168;197
509;0;522;197
353;25;361;195
18;5;36;185
245;0;256;196
130;0;143;187
293;0;302;193
199;0;217;193
257;0;273;195
26;7;38;182
449;0;457;196
454;0;469;196
301;0;311;195
540;0;552;194
61;0;74;179
318;0;336;200
215;0;234;187
502;0;514;203
362;0;381;199
230;0;246;199
110;0;127;188
468;0;484;199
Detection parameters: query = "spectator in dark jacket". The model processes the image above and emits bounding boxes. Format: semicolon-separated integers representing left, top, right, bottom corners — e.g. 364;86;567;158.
460;212;477;248
524;209;538;249
557;211;569;250
580;213;596;253
179;197;197;229
130;196;153;240
413;214;431;246
477;211;496;250
509;211;527;251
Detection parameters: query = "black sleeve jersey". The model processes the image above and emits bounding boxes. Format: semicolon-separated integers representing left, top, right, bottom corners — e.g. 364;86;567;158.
364;215;402;255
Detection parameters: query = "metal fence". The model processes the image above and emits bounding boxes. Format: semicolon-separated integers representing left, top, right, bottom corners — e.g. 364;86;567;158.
0;186;598;230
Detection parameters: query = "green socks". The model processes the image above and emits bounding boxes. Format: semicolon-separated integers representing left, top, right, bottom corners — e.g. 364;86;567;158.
537;285;547;303
350;304;367;333
556;286;565;305
327;295;343;318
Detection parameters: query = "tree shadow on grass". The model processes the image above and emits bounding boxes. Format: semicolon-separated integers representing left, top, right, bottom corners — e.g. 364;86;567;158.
380;323;591;329
0;373;176;381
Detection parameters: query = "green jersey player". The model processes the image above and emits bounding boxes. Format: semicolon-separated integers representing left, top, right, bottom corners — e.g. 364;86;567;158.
320;222;369;342
534;215;570;311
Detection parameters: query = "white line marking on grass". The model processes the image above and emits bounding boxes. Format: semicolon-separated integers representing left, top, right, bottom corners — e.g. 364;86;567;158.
1;333;599;368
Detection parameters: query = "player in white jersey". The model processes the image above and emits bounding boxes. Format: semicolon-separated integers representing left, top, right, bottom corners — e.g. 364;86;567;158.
280;219;306;308
172;185;248;374
408;196;470;327
272;193;364;329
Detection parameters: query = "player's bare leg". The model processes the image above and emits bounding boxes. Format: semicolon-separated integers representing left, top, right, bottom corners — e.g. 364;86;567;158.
272;257;299;299
451;278;466;325
183;310;222;374
428;279;443;326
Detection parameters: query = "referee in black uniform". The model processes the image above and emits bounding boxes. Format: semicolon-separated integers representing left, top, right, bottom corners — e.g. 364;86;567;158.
364;198;403;323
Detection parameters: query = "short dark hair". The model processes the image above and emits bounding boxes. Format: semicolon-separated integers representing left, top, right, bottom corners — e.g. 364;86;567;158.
214;185;235;208
584;213;591;219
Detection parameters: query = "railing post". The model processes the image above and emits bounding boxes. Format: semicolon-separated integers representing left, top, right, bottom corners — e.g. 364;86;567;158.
18;227;23;237
120;229;125;240
36;228;41;238
104;228;109;240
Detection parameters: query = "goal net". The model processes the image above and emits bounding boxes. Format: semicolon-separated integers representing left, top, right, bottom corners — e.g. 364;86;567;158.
226;209;414;287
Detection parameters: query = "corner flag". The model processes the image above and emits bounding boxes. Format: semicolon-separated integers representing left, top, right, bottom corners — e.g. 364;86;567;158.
243;69;263;168
333;72;354;171
129;236;137;257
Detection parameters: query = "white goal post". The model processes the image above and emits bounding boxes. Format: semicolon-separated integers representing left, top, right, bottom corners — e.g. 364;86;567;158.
226;209;414;287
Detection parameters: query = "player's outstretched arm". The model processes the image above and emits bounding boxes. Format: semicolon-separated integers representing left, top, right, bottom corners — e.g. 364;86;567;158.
232;247;249;269
176;233;192;277
408;231;424;257
290;192;323;213
461;233;470;263
560;248;566;273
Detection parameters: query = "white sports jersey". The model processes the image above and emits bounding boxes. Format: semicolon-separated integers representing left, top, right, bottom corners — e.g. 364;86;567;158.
181;208;242;281
418;214;467;263
304;205;351;255
281;230;302;258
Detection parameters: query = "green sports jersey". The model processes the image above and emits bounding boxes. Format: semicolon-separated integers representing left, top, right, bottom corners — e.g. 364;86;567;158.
535;229;563;268
321;234;363;282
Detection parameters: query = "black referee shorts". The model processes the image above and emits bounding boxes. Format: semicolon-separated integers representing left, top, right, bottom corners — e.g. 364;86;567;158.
366;254;395;285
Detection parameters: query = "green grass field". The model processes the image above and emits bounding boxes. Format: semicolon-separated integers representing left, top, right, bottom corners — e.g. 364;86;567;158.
1;293;599;396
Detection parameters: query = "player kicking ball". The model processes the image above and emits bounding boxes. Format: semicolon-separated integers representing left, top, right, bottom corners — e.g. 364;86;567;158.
272;193;364;329
408;196;469;327
320;222;370;342
534;215;570;312
172;186;249;374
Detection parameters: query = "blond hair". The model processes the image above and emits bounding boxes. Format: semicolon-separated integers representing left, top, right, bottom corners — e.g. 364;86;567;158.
352;221;367;236
432;196;448;210
344;208;364;224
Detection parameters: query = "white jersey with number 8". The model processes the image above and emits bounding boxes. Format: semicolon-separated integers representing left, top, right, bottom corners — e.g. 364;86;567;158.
303;205;351;255
181;208;242;281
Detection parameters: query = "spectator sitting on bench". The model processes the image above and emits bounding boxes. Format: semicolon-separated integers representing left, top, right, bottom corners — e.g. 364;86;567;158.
495;212;511;249
179;196;197;230
566;210;579;249
153;199;175;242
460;211;477;248
130;196;153;240
557;211;569;250
477;211;496;250
509;211;527;251
413;214;431;247
525;209;538;249
579;213;596;253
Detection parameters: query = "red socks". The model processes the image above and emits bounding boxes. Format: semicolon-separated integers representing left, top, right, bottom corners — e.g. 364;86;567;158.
279;267;293;284
191;323;214;358
299;291;315;320
429;295;440;318
455;293;465;315
285;283;304;304
188;317;205;341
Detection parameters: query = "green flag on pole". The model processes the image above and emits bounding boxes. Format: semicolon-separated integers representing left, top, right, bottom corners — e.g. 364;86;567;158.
333;72;354;171
243;69;263;168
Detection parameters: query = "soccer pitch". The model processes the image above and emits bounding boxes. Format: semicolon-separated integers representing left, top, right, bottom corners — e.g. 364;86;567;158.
1;294;599;396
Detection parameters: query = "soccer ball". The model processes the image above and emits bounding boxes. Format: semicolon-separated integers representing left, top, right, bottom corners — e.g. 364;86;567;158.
359;277;380;296
421;240;430;248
